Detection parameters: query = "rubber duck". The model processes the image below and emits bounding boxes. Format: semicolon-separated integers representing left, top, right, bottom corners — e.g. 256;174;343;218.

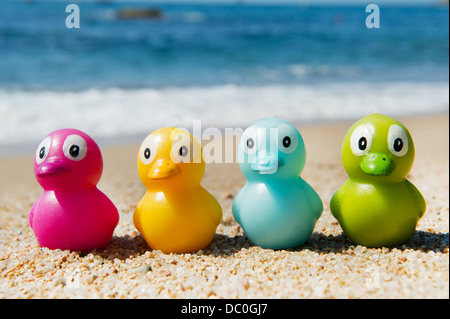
29;129;119;252
232;118;323;249
134;127;222;253
330;113;426;247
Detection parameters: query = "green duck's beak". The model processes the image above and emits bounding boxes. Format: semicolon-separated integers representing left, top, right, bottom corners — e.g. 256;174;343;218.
360;152;396;176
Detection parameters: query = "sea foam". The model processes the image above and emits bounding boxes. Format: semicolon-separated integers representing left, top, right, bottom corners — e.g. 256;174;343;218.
0;81;448;153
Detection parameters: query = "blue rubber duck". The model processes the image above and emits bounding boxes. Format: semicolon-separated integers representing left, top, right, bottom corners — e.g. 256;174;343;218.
232;118;323;249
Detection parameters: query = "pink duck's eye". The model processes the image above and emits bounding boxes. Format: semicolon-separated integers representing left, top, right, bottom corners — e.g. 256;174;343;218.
35;136;51;165
63;135;88;161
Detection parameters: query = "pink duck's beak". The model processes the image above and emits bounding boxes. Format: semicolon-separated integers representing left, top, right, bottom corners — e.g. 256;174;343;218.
36;160;71;177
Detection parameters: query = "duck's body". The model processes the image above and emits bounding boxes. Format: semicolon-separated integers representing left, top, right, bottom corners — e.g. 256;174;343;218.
331;179;425;247
133;127;222;253
232;118;323;249
330;113;426;247
134;186;222;253
30;187;119;251
233;177;322;249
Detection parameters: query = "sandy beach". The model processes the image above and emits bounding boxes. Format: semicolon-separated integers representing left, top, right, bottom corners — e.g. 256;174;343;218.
0;113;448;299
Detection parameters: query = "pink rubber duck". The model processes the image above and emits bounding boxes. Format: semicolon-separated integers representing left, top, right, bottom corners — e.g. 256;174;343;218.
29;129;119;252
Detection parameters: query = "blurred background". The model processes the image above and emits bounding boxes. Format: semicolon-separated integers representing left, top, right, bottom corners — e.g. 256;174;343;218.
0;0;448;154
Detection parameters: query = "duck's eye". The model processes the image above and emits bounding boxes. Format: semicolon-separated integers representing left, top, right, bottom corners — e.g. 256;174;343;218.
179;145;188;157
139;134;158;165
350;124;373;156
393;138;403;152
69;145;80;157
172;133;194;163
35;136;51;165
242;127;259;155
246;138;255;149
358;137;367;151
63;135;87;161
388;124;409;157
39;147;46;159
277;124;299;154
144;148;151;159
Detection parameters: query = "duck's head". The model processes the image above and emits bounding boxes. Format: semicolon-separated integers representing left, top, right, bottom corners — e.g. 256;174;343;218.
137;127;204;189
238;118;306;181
342;113;415;183
34;129;103;190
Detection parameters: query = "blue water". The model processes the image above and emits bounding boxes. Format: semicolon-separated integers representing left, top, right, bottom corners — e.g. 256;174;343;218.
0;1;448;151
0;1;448;89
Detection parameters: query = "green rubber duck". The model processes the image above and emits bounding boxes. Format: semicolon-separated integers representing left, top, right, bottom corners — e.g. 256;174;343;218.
330;113;426;247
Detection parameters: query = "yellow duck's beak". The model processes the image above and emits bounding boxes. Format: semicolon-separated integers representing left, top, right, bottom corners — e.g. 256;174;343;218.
148;160;181;179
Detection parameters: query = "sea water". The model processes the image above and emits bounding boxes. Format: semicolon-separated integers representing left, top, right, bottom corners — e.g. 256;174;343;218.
0;0;448;154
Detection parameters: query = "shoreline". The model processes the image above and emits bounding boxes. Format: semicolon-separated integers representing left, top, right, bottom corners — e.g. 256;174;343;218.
1;80;448;156
0;110;448;158
0;112;448;298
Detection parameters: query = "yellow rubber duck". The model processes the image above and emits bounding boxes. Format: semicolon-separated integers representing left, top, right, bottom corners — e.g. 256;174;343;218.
134;127;222;253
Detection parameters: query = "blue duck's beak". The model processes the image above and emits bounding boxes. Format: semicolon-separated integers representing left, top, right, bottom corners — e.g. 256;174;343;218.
251;152;283;174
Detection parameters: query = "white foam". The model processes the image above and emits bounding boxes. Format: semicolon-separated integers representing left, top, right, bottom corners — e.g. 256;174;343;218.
0;82;448;150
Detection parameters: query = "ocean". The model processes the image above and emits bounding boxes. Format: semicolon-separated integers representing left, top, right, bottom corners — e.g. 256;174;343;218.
0;0;448;154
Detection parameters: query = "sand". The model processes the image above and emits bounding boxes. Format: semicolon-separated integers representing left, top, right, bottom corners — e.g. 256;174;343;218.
0;114;448;299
